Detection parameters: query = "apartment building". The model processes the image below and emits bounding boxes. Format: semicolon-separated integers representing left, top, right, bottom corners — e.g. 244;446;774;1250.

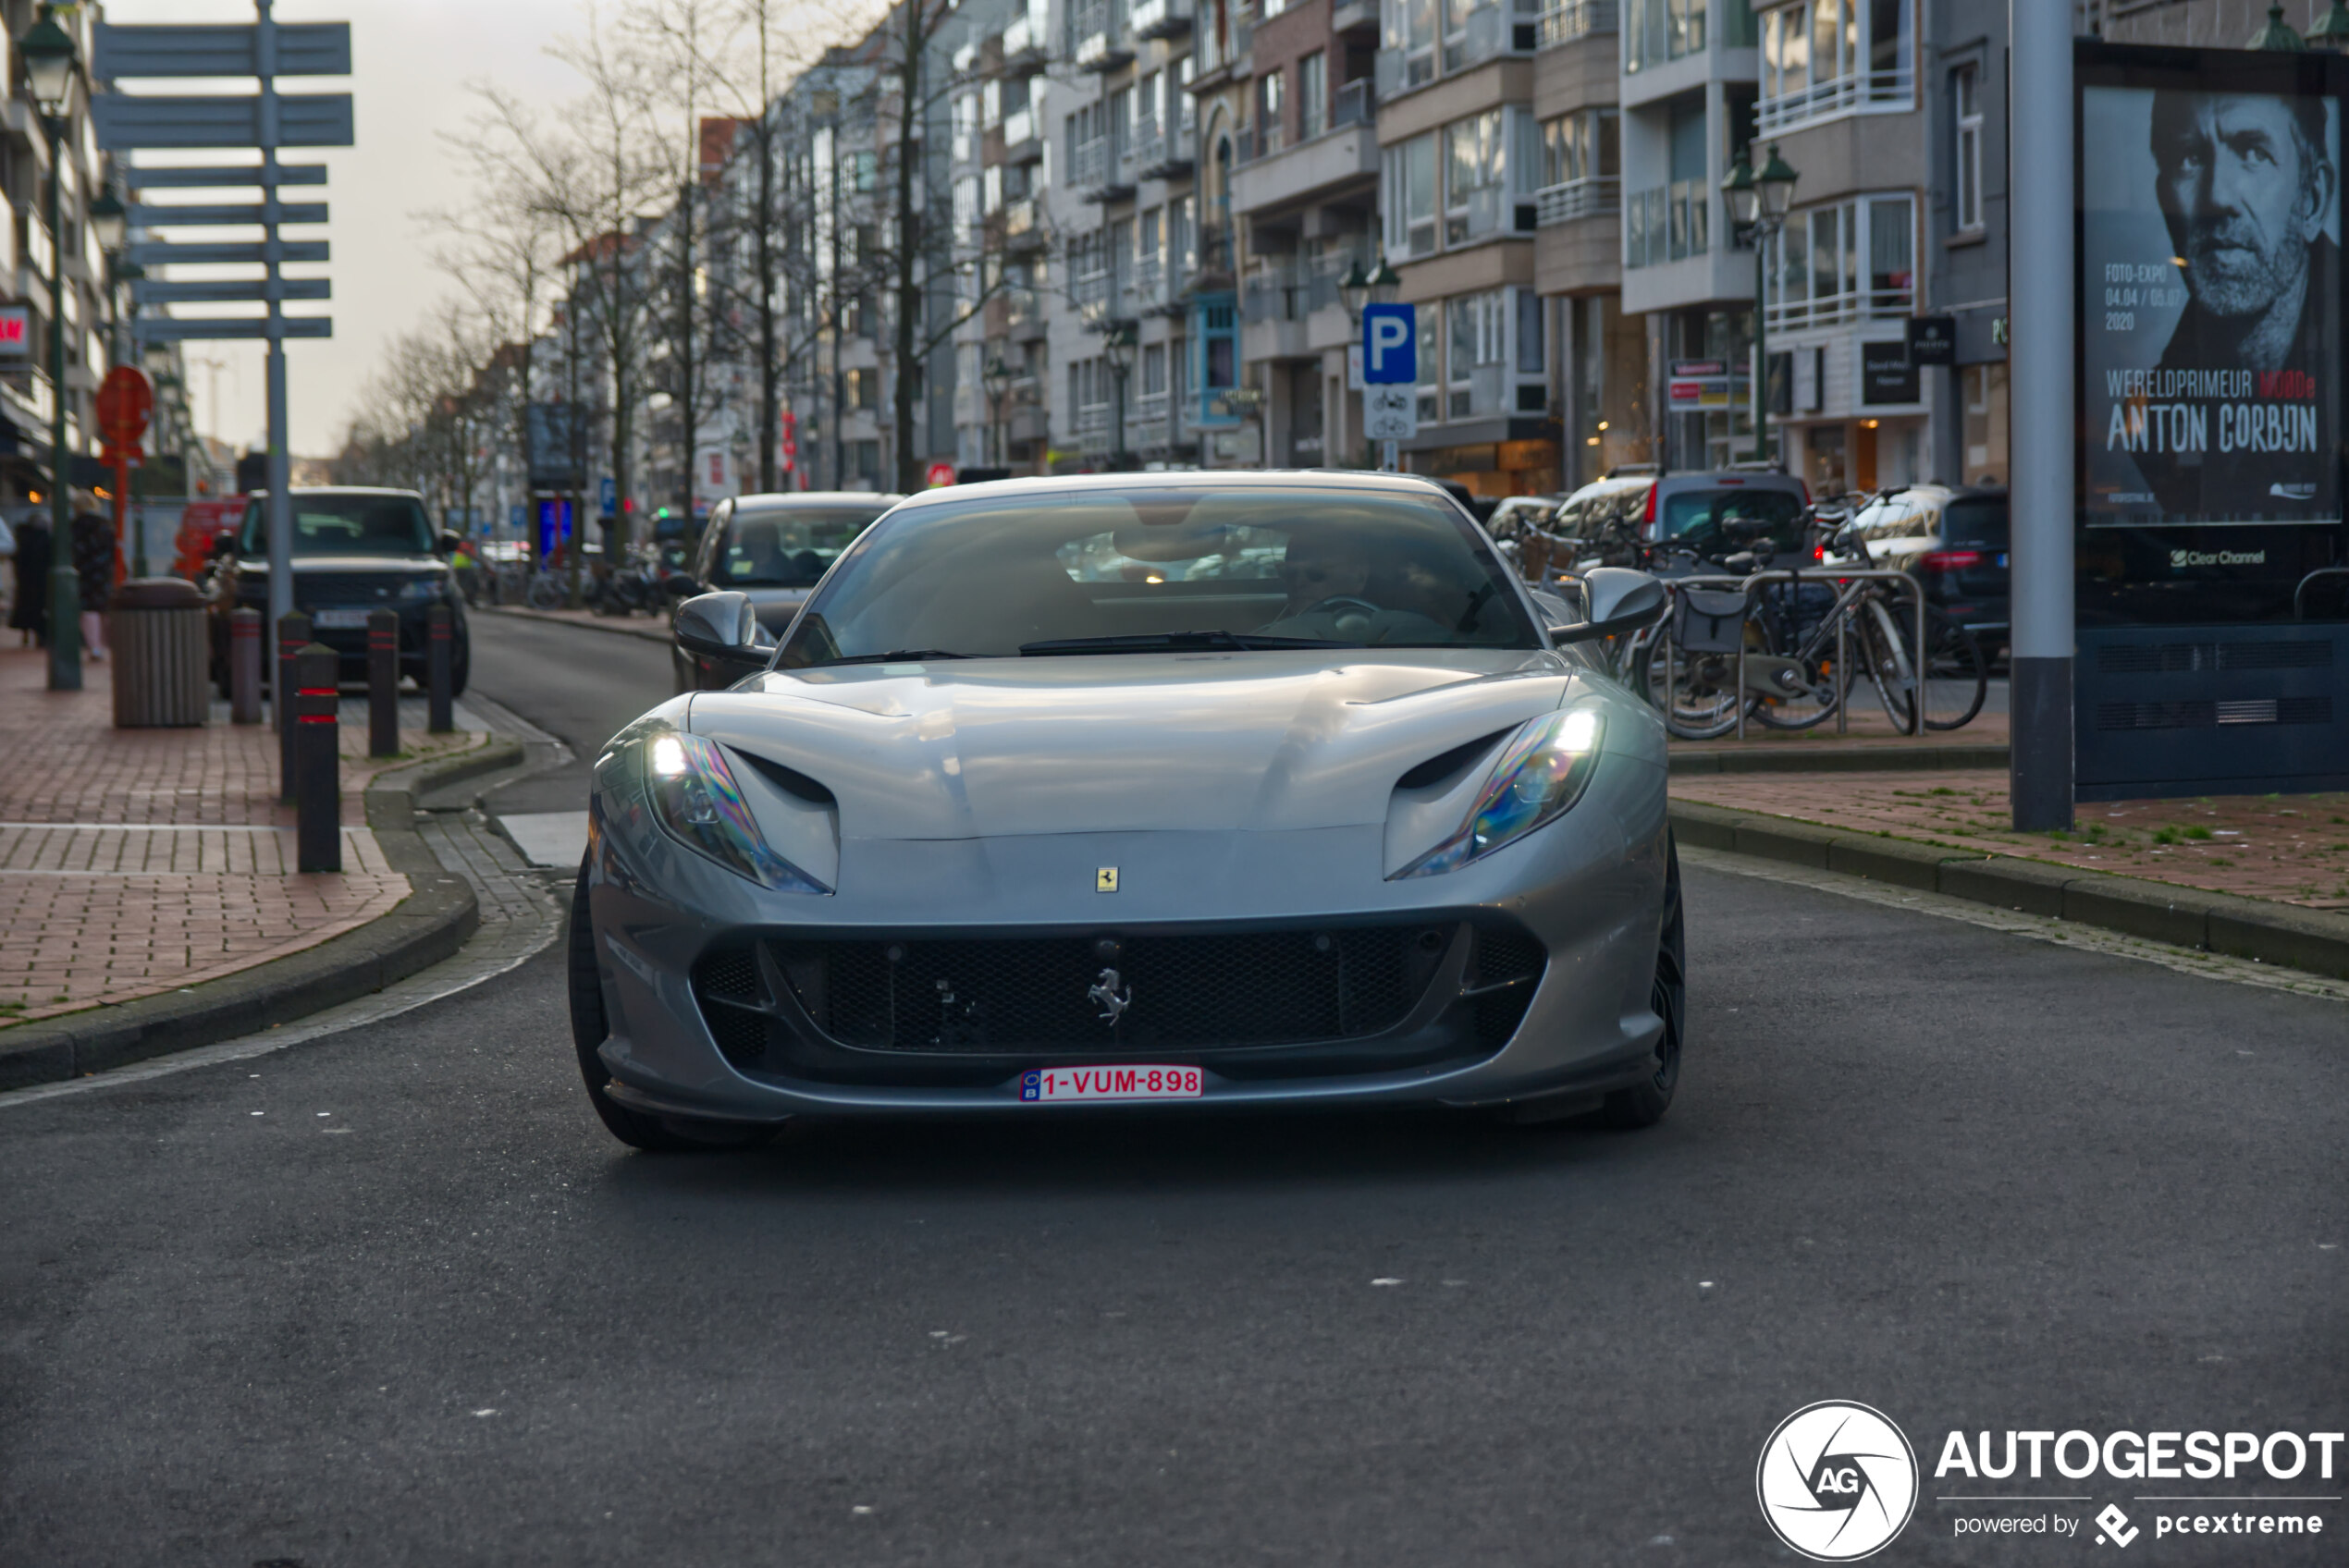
949;0;1053;474
1374;0;1561;496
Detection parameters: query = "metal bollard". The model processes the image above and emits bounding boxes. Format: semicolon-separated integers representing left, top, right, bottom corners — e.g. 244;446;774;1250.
277;610;312;802
367;607;400;759
230;607;263;724
426;604;454;734
293;643;342;874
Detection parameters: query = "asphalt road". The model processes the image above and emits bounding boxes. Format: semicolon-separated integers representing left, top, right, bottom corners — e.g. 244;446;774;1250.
2;614;2343;1567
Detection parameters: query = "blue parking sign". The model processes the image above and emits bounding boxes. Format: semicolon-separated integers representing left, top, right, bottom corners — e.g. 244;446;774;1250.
1361;302;1416;385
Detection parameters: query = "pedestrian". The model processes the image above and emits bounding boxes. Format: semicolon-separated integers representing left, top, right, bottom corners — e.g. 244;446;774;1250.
8;509;48;647
71;492;114;662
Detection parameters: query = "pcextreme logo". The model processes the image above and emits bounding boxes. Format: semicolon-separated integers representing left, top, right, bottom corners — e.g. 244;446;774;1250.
1757;1401;1921;1561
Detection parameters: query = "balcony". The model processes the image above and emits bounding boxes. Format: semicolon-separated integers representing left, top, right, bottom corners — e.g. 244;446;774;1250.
1071;0;1137;77
1131;0;1193;40
1133;126;1194;180
1535;176;1617;225
1623;179;1707;268
1072;137;1136;202
1191;18;1251;86
1229;116;1380;217
1002;284;1049;341
1002;14;1046;68
1756;67;1916;136
1332;0;1377;33
1003;197;1049;253
1002;106;1041;162
1535;0;1614;47
1376;2;1535;98
1445;183;1538;246
1075;267;1137;329
1765;283;1914;334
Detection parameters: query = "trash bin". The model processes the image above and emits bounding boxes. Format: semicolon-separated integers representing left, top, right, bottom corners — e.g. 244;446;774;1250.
110;577;211;729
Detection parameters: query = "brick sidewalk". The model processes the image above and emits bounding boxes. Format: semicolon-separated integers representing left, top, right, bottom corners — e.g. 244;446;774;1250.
478;602;670;642
0;648;482;1028
1674;767;2349;911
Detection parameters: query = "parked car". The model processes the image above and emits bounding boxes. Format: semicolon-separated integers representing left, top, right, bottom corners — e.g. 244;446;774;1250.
672;491;903;691
1832;484;2011;655
1543;469;1811;570
576;471;1681;1149
208;487;469;695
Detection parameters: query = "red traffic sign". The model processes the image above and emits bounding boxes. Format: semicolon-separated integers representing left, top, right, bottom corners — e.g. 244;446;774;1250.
926;460;957;488
97;365;154;451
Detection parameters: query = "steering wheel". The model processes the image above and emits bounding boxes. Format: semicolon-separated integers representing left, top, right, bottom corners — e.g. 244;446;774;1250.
1305;595;1380;619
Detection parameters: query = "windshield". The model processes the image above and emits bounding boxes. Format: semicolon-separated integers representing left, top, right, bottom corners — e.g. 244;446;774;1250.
240;494;434;557
712;505;886;588
1940;497;2010;549
775;485;1539;666
1659;487;1806;556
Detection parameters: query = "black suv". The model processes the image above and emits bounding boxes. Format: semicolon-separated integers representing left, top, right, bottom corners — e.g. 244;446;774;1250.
209;488;470;694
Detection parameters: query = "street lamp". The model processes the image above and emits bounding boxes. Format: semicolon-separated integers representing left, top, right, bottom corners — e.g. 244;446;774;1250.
1722;142;1798;466
1337;258;1371;318
2308;1;2349;50
1364;260;1401;305
1101;323;1137;471
982;353;1014;470
87;188;127;251
2248;3;2306;49
22;5;82;690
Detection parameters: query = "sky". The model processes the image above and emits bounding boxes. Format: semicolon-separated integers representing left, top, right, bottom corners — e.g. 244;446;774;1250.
105;0;592;459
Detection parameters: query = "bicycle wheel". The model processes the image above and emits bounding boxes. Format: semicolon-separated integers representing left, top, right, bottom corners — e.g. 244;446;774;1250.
527;572;564;610
1868;601;1988;732
1641;633;1745;741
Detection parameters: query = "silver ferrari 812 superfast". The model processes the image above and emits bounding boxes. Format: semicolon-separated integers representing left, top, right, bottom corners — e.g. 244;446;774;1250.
570;472;1681;1149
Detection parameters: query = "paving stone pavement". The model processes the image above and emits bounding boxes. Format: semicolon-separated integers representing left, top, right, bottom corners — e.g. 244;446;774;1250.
1672;766;2349;909
0;647;486;1029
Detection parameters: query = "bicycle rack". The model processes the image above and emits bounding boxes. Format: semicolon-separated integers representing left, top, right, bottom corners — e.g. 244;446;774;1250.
1659;568;1930;741
2293;568;2349;620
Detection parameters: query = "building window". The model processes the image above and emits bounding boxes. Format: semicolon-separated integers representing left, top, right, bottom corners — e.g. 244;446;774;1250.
1383;132;1439;257
1962;361;2008;484
1383;0;1439;92
1417;301;1442;422
1626;0;1704;73
1299;53;1327;141
1446;290;1508;419
1256;69;1285;155
1442;109;1536;246
1626;95;1709;268
1143;341;1168;397
1760;0;1913;131
1539;108;1619;223
1765;192;1914;329
1953;63;1983;233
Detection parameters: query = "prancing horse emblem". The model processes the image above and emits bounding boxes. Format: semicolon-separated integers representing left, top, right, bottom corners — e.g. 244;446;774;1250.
1088;967;1132;1025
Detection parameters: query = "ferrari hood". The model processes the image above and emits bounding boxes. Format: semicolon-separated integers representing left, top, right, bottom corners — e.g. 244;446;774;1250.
688;650;1580;840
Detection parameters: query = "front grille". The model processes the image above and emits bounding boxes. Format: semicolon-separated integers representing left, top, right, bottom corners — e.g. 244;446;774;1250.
688;919;1548;1080
775;926;1433;1053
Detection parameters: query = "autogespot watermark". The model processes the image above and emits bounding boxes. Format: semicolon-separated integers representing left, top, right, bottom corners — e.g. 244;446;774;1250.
1760;1406;2343;1555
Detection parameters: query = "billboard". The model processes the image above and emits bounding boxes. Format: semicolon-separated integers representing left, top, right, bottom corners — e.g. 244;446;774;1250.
2080;46;2349;627
526;404;583;491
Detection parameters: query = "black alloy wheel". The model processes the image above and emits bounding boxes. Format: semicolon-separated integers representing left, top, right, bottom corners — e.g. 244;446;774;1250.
1603;835;1684;1129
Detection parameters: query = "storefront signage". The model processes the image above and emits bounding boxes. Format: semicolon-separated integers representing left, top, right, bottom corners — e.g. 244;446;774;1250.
1861;341;1920;405
0;305;30;362
1907;315;1958;365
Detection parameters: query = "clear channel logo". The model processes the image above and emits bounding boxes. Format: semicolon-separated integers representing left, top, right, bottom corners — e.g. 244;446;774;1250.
1757;1401;1921;1561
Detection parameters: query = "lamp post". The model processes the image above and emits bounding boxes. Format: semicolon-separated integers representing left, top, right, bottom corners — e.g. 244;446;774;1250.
982;353;1013;470
22;6;81;690
1722;142;1798;467
1102;322;1137;471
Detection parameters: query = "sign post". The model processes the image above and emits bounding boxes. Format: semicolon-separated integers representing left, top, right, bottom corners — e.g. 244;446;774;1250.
1360;303;1417;472
94;4;350;723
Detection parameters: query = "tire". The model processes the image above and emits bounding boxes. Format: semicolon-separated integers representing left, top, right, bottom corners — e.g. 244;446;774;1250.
568;860;779;1153
1870;602;1988;732
1603;835;1684;1130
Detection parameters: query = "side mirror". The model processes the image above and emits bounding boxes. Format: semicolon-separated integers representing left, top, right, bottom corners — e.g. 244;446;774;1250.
437;530;464;555
1548;567;1666;644
673;590;760;658
209;533;237;559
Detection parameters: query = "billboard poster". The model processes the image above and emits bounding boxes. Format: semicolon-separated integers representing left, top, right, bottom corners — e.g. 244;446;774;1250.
2079;45;2349;626
2083;80;2338;528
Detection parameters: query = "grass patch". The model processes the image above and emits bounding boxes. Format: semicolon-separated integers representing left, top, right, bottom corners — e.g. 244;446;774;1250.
2183;825;2214;841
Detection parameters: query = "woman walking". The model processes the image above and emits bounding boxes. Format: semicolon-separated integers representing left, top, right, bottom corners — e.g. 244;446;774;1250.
70;494;114;662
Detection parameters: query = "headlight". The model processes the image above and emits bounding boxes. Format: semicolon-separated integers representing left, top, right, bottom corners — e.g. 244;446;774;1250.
645;730;829;893
1392;708;1604;879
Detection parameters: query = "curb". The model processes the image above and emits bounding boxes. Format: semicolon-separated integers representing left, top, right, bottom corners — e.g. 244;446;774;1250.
477;604;670;644
1669;742;2009;775
1670;799;2349;981
0;740;520;1094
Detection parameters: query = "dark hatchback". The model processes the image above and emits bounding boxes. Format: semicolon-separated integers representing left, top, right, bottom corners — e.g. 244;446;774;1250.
209;488;470;694
671;492;899;691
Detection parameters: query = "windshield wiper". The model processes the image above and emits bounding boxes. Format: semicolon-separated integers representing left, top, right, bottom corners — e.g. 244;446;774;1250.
820;648;975;666
1019;631;1360;655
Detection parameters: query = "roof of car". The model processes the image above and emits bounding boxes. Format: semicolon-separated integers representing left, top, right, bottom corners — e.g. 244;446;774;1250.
730;491;906;510
887;470;1469;512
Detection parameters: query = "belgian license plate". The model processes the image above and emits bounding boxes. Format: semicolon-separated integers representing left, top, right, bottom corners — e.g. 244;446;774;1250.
1020;1065;1203;1102
314;608;370;629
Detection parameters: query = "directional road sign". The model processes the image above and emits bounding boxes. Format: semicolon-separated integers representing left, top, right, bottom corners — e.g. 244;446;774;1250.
94;21;351;79
1364;385;1418;442
1361;303;1417;385
126;164;326;190
92;94;353;152
133;277;331;305
131;202;329;228
133;317;332;343
127;239;329;267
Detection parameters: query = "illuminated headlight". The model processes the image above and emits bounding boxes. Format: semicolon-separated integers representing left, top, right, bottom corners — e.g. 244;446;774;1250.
1393;708;1605;879
645;730;829;893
